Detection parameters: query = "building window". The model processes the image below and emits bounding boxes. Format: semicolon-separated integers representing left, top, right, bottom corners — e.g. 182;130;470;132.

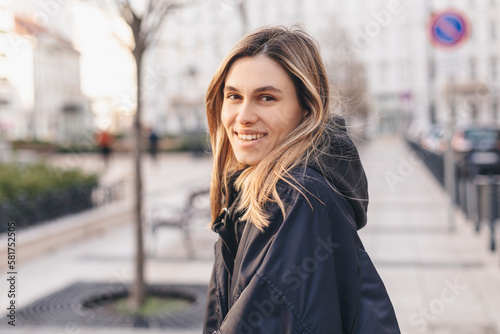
493;99;499;120
491;57;498;81
469;58;477;79
430;102;437;124
470;102;478;120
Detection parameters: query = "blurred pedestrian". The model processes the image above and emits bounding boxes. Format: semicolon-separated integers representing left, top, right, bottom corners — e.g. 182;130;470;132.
148;128;159;161
96;130;113;167
203;26;400;333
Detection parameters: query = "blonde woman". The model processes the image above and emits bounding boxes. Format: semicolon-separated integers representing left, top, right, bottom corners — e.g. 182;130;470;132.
203;26;400;334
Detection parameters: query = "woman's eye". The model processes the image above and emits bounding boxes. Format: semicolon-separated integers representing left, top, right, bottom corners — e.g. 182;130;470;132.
260;95;276;102
227;94;241;100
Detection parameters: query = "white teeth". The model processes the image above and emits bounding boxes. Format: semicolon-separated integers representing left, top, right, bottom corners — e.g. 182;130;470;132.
238;133;265;141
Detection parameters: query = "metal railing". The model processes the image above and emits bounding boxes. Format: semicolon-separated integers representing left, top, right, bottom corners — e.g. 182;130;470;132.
407;140;499;252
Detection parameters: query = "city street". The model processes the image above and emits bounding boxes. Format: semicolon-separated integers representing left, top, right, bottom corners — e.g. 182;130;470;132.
2;0;500;333
1;135;500;334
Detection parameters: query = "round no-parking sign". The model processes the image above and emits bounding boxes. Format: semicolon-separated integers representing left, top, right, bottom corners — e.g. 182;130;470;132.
429;9;470;49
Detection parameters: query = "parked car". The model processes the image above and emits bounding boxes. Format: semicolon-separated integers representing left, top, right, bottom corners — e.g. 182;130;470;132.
421;124;448;154
407;120;431;144
453;125;500;176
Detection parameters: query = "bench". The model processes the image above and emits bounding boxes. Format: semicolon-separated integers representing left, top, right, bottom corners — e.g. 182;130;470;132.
148;188;210;258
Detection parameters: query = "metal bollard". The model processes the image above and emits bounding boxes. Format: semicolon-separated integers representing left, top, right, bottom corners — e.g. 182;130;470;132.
465;176;477;221
489;177;499;252
472;175;499;252
457;174;468;215
474;175;491;233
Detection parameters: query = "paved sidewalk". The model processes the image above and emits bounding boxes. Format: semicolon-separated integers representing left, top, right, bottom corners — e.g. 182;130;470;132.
360;136;500;334
1;137;500;334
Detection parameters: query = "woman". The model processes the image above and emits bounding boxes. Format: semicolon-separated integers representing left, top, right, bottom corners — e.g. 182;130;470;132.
204;26;400;334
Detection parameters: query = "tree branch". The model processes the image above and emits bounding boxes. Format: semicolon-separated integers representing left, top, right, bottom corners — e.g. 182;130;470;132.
143;2;178;48
145;0;155;19
142;0;199;48
115;0;133;25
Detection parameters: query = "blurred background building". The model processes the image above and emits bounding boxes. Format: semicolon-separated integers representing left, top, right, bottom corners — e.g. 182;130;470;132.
140;0;500;140
0;6;92;144
0;0;499;144
0;7;35;141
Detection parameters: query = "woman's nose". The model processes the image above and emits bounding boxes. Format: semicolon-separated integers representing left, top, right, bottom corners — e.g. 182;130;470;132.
235;102;258;125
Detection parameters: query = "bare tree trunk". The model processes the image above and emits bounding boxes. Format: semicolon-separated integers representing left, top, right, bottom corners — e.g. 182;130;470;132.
114;0;188;312
129;38;146;312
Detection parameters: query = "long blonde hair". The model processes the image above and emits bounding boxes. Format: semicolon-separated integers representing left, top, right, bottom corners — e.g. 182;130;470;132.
206;25;333;230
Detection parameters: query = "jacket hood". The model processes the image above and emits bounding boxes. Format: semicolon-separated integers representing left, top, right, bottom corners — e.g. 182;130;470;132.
309;116;369;230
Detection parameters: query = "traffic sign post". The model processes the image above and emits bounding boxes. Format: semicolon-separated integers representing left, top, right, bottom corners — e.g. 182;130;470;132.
428;9;470;233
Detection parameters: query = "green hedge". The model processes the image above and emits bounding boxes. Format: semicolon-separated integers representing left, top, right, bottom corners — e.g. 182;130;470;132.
0;163;98;202
0;164;98;232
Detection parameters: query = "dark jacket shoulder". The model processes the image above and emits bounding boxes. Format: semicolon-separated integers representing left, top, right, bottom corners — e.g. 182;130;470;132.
277;166;359;232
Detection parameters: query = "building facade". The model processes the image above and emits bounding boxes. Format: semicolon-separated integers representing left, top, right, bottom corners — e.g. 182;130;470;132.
146;0;500;136
0;8;34;140
322;0;500;131
1;3;93;144
6;0;498;141
17;15;92;144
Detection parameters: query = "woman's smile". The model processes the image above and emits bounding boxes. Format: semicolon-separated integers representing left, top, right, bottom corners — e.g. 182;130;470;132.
236;132;267;141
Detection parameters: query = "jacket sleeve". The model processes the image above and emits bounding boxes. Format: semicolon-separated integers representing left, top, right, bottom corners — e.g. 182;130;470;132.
218;188;361;334
355;242;401;333
203;264;220;334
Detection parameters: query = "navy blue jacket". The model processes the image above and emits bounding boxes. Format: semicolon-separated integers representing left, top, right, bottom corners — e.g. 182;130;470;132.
204;120;400;333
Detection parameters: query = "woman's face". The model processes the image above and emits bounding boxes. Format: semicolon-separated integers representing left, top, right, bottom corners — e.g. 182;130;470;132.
221;55;305;166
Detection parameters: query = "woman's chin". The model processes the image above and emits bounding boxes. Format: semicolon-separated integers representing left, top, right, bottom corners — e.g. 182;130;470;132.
234;154;262;166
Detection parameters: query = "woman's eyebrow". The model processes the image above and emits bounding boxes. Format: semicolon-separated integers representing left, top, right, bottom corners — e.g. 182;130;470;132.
223;85;283;94
253;86;282;94
223;85;239;93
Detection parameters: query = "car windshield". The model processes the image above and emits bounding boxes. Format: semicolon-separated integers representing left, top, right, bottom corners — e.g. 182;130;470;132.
464;129;499;143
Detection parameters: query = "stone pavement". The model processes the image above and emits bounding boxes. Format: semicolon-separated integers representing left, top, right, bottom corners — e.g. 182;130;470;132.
360;136;500;334
1;136;500;334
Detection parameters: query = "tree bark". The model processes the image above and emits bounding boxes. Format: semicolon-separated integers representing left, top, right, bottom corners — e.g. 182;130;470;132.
117;0;186;312
129;33;146;312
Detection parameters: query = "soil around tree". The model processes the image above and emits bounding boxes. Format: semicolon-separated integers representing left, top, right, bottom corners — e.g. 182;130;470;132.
83;287;196;318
